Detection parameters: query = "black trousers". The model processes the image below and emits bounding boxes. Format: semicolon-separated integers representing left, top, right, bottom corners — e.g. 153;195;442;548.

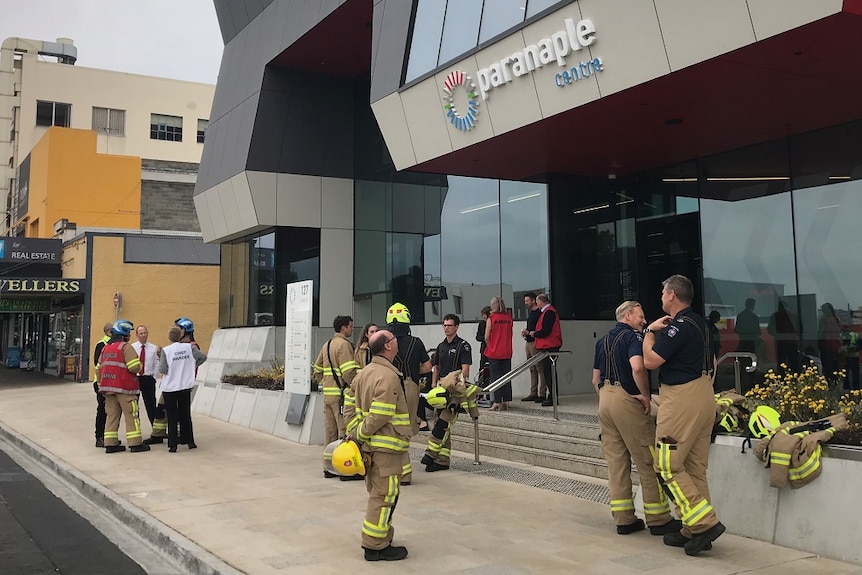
540;347;561;399
489;358;512;402
138;375;158;425
163;389;194;448
93;381;106;439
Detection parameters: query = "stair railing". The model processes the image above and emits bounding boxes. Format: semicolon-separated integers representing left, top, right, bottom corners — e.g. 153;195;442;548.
715;352;758;394
473;350;571;465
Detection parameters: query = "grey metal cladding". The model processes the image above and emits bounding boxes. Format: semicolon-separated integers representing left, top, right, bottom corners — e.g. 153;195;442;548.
370;0;414;103
248;68;353;178
123;236;220;265
213;0;236;44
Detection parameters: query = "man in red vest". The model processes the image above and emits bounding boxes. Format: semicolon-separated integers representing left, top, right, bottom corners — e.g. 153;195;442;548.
527;294;562;407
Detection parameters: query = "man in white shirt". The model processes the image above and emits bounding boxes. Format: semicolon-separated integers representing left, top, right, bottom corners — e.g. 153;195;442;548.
131;325;161;426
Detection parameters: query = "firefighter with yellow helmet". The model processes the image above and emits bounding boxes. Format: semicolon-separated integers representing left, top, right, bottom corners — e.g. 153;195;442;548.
345;329;412;561
421;370;480;471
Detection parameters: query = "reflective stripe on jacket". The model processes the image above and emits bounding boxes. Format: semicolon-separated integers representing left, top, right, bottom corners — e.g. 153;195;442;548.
350;356;411;453
98;341;141;394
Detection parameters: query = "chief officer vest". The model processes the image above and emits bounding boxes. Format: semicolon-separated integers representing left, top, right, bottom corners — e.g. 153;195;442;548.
535;305;562;350
98;342;139;394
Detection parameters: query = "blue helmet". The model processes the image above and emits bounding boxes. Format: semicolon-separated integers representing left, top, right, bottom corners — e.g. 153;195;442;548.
111;319;134;337
174;317;195;333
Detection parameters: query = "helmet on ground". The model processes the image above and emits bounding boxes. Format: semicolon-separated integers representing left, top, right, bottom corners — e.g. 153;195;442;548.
386;303;411;325
749;405;781;438
174;317;195;333
323;438;366;477
111;319;134;337
426;386;450;410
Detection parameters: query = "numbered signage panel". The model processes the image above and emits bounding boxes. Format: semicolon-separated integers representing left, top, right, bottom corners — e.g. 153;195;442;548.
284;280;313;395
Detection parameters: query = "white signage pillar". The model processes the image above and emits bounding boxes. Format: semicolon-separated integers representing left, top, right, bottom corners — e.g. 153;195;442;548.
284;280;313;396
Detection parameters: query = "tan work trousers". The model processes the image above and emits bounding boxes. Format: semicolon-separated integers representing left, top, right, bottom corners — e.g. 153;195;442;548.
525;341;547;397
654;375;718;536
401;379;420;483
362;451;403;550
598;384;671;527
323;396;345;446
104;392;143;446
151;393;167;438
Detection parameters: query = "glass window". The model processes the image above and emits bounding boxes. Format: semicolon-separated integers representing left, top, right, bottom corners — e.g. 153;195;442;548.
500;181;549;320
150;113;183;142
478;0;526;44
248;232;276;327
526;0;561;18
701;193;798;373
437;0;483;65
791;120;862;191
793;181;862;382
197;119;208;144
275;227;321;328
440;176;500;320
92;107;125;136
355;230;387;295
404;0;447;83
36;101;70;127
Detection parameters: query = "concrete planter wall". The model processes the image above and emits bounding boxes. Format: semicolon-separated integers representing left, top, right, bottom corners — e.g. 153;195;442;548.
706;435;861;565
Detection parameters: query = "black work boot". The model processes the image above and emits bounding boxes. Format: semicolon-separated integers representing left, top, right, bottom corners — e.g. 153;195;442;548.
324;470;338;479
616;519;645;535
650;519;683;536
339;474;364;482
105;445;126;453
363;545;408;561
664;531;712;551
95;438;104;448
420;454;434;466
143;436;164;445
684;522;725;556
129;444;151;453
425;462;449;472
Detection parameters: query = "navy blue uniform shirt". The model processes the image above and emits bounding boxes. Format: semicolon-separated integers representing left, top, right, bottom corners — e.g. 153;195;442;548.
593;322;643;396
433;335;472;379
525;308;541;343
652;307;710;385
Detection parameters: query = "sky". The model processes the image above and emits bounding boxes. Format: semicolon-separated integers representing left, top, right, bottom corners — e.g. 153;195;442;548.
0;0;224;85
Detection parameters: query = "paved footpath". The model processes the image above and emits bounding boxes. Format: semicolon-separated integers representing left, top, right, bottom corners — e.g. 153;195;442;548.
0;377;859;575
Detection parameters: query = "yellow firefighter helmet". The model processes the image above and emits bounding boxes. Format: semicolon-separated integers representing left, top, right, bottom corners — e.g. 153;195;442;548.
323;438;366;477
749;405;781;438
718;412;739;433
426;386;449;409
386;302;411;324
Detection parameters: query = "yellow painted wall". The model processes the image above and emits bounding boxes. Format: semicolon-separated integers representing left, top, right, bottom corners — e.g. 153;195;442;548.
84;235;219;380
26;128;141;237
61;236;88;279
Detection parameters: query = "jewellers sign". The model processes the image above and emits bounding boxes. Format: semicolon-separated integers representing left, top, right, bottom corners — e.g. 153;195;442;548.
0;278;84;294
0;238;61;263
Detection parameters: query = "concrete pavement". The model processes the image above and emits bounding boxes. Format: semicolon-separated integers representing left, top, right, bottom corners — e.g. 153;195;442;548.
0;374;859;575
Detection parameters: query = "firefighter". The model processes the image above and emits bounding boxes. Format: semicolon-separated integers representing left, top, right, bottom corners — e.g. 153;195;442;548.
314;315;360;478
643;275;724;556
593;301;680;536
93;322;112;448
144;317;199;445
421;371;480;472
347;329;411;561
99;319;149;453
385;303;431;484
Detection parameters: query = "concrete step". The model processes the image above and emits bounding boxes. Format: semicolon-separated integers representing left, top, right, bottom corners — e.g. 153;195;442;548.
450;436;611;479
460;408;601;441
452;420;604;459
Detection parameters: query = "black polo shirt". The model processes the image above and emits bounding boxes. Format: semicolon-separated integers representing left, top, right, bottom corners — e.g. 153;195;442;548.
525;307;541;343
433;335;472;378
652;307;710;385
395;335;430;382
593;322;642;396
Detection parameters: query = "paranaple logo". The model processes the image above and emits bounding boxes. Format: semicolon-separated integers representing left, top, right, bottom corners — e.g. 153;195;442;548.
441;17;605;132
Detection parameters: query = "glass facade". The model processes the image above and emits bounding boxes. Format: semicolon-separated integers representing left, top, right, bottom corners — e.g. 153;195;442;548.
404;0;568;84
354;176;550;327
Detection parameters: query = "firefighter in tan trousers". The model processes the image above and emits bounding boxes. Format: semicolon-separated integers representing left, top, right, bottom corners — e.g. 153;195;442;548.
347;329;412;562
593;301;681;536
314;315;360;478
643;274;725;556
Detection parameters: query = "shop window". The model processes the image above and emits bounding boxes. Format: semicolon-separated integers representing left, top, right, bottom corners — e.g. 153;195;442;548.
150;113;183;142
36;101;70;127
92;107;125;136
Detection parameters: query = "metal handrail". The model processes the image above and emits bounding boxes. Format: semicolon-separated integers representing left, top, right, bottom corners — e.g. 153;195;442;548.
715;352;757;394
472;350;571;465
